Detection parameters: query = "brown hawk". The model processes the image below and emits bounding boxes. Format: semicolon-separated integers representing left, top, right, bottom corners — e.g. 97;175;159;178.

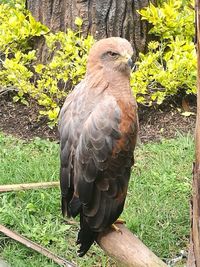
58;37;138;256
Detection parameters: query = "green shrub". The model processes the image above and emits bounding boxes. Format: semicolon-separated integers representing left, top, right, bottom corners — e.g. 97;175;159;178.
0;0;196;125
34;29;94;124
0;2;48;52
0;2;94;126
131;0;196;106
0;2;48;105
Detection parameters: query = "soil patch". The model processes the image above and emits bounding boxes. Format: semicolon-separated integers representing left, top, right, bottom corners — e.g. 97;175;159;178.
0;94;196;143
0;95;58;141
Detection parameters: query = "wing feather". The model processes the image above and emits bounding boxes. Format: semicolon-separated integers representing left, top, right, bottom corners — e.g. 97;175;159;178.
75;95;137;231
59;81;88;217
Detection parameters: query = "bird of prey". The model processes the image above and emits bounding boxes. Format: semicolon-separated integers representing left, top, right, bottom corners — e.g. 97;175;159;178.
58;37;138;256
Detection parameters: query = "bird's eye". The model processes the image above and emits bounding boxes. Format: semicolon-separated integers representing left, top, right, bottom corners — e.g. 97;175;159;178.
107;51;119;58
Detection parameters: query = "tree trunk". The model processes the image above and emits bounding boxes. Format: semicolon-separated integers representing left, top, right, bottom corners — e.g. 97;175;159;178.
26;0;155;62
187;1;200;266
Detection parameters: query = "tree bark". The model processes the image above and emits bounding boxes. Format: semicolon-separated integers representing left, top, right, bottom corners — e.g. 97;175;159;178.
187;1;200;266
26;0;156;62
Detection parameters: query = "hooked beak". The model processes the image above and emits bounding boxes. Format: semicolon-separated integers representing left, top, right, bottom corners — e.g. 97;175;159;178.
127;58;133;68
121;52;134;68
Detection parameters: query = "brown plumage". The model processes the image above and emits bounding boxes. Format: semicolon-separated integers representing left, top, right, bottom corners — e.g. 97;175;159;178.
58;37;138;256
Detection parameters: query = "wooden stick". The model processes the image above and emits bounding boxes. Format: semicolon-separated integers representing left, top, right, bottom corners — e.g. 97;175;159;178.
0;182;59;193
187;1;200;266
0;225;76;267
97;224;167;267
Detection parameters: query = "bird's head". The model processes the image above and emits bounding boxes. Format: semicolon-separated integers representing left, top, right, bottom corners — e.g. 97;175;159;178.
87;37;134;75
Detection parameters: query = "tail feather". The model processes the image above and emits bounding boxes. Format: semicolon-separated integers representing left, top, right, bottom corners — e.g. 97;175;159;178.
77;212;97;257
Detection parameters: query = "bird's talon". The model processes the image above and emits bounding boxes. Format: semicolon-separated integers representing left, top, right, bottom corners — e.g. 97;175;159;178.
111;223;122;234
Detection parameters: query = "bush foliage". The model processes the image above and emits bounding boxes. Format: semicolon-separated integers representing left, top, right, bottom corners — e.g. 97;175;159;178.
0;0;196;124
131;0;196;105
0;2;94;125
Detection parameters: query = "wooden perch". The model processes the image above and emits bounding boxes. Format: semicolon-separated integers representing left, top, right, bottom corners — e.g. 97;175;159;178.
97;224;167;267
0;181;59;193
0;224;76;267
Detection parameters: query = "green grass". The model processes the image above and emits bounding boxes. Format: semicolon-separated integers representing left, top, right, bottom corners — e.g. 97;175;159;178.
0;132;194;266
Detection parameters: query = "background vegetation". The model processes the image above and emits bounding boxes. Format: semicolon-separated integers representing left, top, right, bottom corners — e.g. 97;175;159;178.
131;0;196;105
0;0;196;125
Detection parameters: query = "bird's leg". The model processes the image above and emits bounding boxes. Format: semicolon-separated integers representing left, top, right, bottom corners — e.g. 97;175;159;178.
111;218;126;233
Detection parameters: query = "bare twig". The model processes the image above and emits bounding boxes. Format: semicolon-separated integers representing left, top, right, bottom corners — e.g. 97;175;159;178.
0;225;76;267
0;182;59;193
0;86;17;96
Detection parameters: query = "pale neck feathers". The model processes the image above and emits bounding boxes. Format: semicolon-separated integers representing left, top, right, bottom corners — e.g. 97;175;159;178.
85;65;132;100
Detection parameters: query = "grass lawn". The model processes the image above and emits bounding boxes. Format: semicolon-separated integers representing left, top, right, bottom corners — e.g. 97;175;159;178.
0;132;194;266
